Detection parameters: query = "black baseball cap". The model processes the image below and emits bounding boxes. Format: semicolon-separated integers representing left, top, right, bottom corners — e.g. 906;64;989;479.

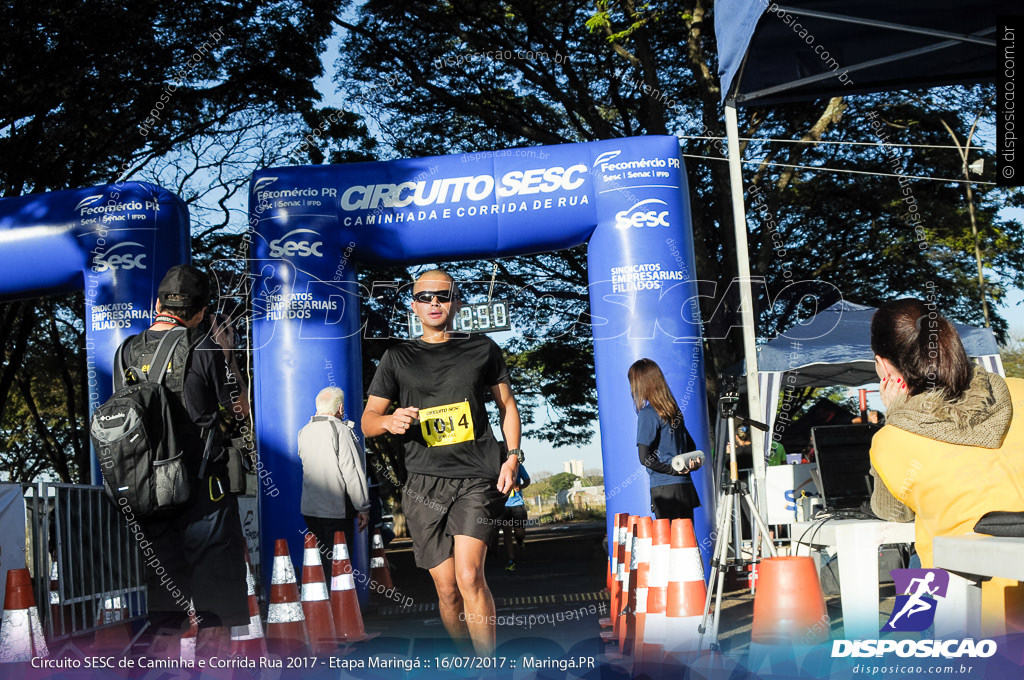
158;264;210;310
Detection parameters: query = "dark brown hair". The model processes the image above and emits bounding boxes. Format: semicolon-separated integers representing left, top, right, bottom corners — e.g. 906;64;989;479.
870;298;972;400
628;358;680;423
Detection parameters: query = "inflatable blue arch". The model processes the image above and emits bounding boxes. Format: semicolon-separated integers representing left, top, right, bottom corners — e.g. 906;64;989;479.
247;135;715;581
0;181;190;425
0;135;715;600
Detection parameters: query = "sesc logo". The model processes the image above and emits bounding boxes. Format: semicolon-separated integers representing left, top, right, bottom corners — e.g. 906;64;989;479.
268;228;324;258
93;242;148;272
614;199;670;230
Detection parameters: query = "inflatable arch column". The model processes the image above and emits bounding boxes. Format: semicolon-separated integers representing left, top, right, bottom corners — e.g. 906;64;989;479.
249;135;715;595
0;182;190;482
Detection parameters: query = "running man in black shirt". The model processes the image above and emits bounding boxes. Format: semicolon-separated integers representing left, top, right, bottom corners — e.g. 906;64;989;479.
362;269;522;655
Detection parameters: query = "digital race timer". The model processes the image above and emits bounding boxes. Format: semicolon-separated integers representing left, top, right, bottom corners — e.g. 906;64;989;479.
408;300;511;336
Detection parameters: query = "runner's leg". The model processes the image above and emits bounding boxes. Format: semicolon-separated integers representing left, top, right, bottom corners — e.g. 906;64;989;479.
453;534;495;654
429;556;471;646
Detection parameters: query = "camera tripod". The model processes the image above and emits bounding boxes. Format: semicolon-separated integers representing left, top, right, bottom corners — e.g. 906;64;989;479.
697;377;777;651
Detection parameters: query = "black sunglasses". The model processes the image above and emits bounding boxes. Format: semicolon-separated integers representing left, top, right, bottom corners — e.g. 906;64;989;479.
412;289;455;303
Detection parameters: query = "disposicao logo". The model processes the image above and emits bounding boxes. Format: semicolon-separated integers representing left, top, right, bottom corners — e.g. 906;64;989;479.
831;568;997;659
884;568;948;632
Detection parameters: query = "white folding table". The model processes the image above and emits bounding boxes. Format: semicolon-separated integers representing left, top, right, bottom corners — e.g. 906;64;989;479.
792;518;917;639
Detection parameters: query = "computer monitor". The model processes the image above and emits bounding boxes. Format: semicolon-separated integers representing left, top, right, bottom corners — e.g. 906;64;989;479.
811;424;880;510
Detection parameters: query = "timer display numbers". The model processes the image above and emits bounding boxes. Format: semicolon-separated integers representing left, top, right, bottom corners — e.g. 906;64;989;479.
408;300;511;336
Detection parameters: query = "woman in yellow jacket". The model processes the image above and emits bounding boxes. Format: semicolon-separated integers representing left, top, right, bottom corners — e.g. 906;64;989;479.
870;298;1024;635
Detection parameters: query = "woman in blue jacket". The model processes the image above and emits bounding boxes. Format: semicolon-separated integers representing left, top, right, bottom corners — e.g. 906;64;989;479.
628;358;702;520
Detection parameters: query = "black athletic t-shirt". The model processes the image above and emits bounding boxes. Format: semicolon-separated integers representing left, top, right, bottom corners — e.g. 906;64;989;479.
367;335;509;479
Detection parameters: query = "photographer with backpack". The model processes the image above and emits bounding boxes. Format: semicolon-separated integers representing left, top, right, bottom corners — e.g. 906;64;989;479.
92;264;250;659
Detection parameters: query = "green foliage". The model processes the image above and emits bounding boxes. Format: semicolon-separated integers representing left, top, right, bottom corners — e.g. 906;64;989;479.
548;471;579;492
1000;332;1024;379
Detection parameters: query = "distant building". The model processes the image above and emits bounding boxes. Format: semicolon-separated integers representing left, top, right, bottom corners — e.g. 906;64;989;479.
562;459;584;477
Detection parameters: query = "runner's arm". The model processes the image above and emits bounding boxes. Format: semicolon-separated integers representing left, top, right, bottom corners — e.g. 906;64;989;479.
492;381;521;493
362;395;418;436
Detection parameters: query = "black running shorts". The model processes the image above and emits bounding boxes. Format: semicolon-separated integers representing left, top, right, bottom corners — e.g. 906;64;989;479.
402;473;507;569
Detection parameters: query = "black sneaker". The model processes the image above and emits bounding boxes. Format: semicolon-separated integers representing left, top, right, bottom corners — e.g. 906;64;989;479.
505;560;517;572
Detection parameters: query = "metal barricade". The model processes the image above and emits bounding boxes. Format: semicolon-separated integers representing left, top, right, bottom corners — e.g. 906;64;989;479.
24;482;147;642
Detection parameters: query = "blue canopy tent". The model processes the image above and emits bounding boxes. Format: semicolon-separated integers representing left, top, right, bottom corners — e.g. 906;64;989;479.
713;1;1010;510
757;300;1005;449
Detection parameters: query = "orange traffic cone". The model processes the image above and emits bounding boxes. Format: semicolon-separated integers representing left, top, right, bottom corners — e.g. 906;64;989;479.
748;556;829;675
266;538;310;656
179;604;198;663
664;518;708;663
369;528;393;590
751;556;828;645
623;516;652;657
230;549;267;658
616;515;638;652
637;518;671;673
0;568;49;662
301;533;337;654
329;531;367;643
93;594;131;654
600;513;628;632
601;514;632;645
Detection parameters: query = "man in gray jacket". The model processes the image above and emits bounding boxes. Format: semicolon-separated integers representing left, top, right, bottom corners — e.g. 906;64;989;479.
298;386;370;580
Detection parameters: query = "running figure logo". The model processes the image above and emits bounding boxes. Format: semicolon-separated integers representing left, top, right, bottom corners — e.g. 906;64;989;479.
883;568;949;632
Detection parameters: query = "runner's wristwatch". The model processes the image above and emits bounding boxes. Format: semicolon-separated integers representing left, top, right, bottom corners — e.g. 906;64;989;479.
507;448;525;464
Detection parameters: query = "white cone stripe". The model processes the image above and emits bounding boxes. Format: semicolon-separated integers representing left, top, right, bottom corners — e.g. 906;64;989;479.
636;587;648;614
0;609;32;662
618;526;627;546
29;607;49;657
303;547;321;566
245;566;256;596
271;555;298;585
370;557;385;569
301;582;329;601
636;537;652;564
180;636;196;662
50;591;60;604
332;574;356;591
645;611;667;645
669;546;704;582
615;564;626;582
664;614;702;652
648;544;670;587
232;612;265;640
333;544;350;560
267;601;305;623
372;533;383;549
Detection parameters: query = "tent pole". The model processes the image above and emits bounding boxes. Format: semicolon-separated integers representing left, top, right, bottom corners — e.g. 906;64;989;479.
725;102;768;520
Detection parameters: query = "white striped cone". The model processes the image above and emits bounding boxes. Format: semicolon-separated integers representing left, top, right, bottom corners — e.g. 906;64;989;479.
664;519;708;660
628;517;653;658
301;533;336;653
329;531;366;643
639;518;671;671
179;602;197;663
266;538;309;655
231;550;267;657
0;568;49;662
369;529;393;590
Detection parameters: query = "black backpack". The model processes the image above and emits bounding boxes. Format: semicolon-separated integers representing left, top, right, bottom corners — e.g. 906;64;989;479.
89;327;213;519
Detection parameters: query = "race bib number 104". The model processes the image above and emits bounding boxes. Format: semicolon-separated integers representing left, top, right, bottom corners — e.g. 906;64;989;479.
420;401;475;447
